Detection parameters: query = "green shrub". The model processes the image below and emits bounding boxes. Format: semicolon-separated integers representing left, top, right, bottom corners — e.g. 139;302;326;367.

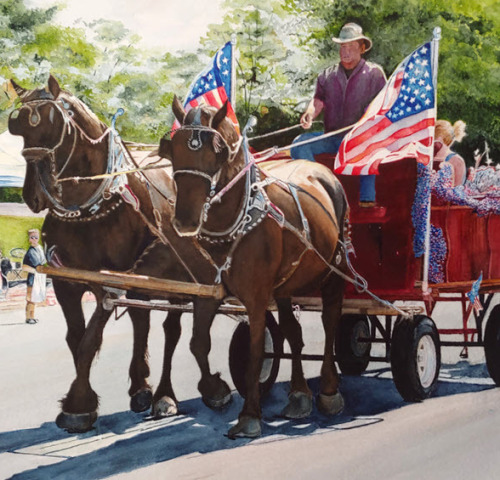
0;215;44;260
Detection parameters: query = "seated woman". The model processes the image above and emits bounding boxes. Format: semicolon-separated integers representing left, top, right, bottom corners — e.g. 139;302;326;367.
433;119;467;187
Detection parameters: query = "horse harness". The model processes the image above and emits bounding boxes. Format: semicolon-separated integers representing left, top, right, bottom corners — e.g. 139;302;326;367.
11;97;134;220
173;120;332;286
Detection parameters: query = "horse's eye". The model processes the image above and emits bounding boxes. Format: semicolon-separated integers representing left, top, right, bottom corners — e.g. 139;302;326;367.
67;110;74;117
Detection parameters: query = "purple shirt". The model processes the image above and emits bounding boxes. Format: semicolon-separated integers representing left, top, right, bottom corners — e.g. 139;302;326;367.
315;58;387;132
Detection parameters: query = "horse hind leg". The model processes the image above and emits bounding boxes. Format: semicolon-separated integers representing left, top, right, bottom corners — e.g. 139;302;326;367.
318;274;345;416
128;306;153;413
276;298;313;419
152;310;182;418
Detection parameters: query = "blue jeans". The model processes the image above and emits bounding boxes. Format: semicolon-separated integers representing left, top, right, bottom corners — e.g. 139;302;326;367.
290;131;376;203
290;131;344;162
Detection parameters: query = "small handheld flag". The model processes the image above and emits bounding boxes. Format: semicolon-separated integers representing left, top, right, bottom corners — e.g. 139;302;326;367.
467;272;484;315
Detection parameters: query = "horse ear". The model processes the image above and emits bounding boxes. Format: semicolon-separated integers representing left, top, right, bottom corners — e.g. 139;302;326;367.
48;75;61;99
172;95;185;124
159;137;173;160
10;79;27;97
212;101;228;130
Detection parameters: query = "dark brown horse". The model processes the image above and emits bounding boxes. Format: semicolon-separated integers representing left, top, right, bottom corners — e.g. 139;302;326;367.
159;98;349;438
8;76;232;432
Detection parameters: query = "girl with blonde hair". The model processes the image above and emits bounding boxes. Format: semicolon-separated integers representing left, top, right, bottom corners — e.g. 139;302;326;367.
433;119;467;187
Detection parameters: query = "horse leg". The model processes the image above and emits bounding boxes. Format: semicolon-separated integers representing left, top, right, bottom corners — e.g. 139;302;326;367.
317;274;345;415
56;289;112;432
128;307;153;413
276;298;313;419
152;310;182;418
190;297;231;409
53;279;87;367
228;304;267;439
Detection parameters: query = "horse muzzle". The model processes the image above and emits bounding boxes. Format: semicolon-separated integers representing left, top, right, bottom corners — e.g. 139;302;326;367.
172;217;202;237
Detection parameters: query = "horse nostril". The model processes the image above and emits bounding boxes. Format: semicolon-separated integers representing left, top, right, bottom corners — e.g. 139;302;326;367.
172;218;183;232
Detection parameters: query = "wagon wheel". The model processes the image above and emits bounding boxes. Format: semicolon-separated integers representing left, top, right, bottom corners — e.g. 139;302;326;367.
10;247;26;259
335;314;371;375
229;311;283;398
484;304;500;386
390;315;441;401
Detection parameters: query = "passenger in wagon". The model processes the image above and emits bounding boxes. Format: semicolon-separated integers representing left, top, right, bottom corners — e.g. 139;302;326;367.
433;119;467;187
291;22;387;206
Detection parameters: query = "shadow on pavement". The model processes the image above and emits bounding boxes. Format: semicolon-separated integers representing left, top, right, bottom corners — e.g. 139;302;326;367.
3;369;495;480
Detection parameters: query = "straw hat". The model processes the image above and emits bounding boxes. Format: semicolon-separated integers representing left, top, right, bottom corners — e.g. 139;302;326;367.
332;23;373;52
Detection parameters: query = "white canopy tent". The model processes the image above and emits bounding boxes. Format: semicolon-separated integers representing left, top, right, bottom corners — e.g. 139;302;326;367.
0;131;25;188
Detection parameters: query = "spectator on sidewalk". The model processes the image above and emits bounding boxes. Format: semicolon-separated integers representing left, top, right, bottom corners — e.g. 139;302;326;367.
22;229;46;324
1;249;12;293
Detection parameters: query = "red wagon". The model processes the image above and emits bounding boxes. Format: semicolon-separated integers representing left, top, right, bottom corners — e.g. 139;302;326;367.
228;155;500;403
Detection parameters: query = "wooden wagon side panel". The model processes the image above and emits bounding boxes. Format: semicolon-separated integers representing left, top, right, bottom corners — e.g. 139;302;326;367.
334;158;419;295
488;214;500;279
431;206;491;282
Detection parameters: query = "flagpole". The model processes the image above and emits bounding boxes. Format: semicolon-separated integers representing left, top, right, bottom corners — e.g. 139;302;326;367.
230;33;237;110
422;26;441;295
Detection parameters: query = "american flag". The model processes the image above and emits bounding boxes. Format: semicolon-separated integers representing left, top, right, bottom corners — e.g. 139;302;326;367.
467;272;484;315
335;41;436;175
173;41;238;132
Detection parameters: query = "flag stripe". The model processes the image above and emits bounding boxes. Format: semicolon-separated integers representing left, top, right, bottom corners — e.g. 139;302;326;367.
343;117;435;165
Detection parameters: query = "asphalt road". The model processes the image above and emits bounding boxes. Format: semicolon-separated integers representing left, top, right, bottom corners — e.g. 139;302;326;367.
1;299;499;479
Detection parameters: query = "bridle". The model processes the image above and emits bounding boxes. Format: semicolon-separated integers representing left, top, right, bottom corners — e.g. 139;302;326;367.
172;121;244;230
10;96;120;219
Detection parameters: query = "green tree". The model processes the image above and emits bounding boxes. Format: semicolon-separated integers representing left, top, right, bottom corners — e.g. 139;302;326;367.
201;0;304;134
288;0;500;164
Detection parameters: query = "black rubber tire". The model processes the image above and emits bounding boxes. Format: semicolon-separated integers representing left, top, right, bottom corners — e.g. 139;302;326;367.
229;311;283;398
335;314;372;375
484;305;500;386
391;315;441;401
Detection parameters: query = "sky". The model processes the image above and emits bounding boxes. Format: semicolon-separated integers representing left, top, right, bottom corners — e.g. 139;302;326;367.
26;0;225;51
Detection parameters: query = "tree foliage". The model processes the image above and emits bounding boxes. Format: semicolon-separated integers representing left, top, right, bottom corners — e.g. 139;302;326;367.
0;0;499;163
285;0;500;163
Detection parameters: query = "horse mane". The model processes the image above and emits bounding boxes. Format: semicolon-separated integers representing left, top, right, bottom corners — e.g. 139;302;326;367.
59;91;108;137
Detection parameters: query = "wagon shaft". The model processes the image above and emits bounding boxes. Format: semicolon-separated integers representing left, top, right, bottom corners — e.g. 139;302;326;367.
37;265;225;299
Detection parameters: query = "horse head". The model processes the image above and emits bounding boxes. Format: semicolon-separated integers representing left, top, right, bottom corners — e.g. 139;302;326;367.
8;75;109;214
159;96;241;236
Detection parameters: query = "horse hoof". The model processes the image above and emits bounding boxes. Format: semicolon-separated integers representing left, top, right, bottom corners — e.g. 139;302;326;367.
199;374;232;409
55;411;97;433
281;391;313;419
202;391;232;409
317;392;344;416
227;416;261;439
130;389;153;413
153;396;178;418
